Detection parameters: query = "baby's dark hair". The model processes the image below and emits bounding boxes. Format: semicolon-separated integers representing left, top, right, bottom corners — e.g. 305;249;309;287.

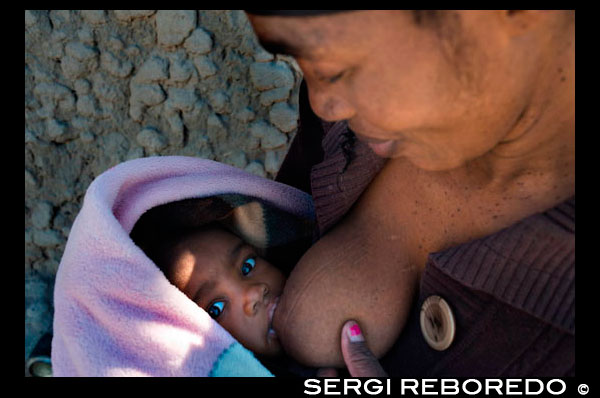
130;197;234;278
145;222;227;280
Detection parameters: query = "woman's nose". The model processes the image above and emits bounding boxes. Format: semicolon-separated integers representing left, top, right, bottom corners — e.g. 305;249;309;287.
308;85;355;122
243;283;268;316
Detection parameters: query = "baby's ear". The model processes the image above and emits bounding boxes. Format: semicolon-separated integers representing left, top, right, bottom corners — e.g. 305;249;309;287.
273;224;418;367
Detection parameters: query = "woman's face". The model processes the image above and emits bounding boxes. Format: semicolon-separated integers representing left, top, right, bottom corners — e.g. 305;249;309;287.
248;10;537;171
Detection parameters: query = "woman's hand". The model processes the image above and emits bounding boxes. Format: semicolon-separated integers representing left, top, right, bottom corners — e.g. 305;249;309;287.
316;320;388;377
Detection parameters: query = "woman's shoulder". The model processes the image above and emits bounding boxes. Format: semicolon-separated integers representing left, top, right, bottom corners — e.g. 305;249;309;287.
429;195;575;333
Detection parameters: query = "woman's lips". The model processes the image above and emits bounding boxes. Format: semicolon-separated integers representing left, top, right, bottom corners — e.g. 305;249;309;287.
366;140;396;157
353;131;398;158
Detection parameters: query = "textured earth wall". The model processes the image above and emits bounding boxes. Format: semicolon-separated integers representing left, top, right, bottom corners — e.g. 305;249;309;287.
24;10;303;361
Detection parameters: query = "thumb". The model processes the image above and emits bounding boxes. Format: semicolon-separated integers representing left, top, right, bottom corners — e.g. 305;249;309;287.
340;320;388;377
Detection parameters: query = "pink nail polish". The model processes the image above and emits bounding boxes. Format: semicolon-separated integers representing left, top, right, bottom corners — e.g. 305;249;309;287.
347;321;364;342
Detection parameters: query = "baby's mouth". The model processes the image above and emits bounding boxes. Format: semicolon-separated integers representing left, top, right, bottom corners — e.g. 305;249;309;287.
267;296;280;338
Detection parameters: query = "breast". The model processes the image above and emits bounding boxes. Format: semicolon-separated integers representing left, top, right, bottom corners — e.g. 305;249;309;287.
272;202;420;367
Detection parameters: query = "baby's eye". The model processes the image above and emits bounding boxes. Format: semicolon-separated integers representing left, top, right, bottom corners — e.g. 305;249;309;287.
208;301;225;319
241;257;256;276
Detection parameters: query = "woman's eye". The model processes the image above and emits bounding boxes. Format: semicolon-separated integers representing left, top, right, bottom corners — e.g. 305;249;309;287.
208;301;225;319
326;71;345;83
241;257;256;276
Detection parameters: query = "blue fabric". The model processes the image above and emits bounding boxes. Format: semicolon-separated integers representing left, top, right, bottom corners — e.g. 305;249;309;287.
210;342;274;377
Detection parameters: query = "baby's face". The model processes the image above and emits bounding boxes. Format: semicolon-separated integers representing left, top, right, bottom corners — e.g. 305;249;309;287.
166;228;285;356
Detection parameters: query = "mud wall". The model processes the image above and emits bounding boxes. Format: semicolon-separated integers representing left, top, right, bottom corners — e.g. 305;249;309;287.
25;10;302;360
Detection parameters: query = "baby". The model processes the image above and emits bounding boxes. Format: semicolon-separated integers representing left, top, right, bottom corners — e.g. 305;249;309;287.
145;217;420;372
139;198;418;372
148;223;286;358
148;220;418;373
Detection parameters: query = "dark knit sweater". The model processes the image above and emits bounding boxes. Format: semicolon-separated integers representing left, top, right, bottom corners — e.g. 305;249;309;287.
275;80;575;377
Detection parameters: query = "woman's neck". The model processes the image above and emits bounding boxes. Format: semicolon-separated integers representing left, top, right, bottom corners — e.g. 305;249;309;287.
467;25;575;204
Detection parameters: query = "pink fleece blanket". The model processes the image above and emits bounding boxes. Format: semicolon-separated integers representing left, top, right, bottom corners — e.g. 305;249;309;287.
51;156;314;376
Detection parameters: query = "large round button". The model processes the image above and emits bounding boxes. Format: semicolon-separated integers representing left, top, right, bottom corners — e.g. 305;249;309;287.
420;295;455;351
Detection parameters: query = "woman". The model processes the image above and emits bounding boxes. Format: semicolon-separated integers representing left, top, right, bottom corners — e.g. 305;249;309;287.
245;10;575;376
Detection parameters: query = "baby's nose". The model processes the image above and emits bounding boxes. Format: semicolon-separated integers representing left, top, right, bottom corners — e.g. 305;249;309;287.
243;284;268;316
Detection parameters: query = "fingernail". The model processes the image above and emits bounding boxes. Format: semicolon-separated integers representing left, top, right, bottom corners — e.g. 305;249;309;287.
346;321;364;343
